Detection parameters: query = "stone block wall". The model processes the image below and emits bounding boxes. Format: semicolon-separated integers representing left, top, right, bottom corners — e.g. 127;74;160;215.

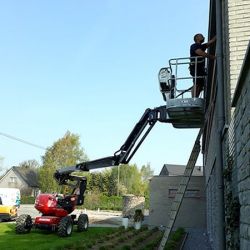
122;194;145;218
233;70;250;249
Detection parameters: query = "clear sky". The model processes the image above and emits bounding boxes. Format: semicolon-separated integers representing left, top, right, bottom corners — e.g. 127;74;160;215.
0;0;209;175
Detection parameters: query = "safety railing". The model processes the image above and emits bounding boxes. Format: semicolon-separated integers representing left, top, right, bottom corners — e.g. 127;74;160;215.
158;56;207;100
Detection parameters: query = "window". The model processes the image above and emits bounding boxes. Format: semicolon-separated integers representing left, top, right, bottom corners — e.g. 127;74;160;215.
168;188;200;198
10;177;17;183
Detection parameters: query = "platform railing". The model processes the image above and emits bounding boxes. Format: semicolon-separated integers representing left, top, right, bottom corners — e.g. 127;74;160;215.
158;56;207;100
169;56;206;98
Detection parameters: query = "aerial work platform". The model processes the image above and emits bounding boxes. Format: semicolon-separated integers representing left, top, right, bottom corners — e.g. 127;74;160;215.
158;57;205;128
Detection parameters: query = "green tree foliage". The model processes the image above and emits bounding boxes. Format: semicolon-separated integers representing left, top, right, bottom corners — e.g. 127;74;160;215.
141;163;154;181
140;163;154;198
106;169;117;196
87;164;153;197
110;164;147;196
39;131;88;192
88;169;111;195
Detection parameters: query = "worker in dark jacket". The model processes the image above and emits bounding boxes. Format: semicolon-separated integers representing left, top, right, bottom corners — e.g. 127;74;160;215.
190;33;216;97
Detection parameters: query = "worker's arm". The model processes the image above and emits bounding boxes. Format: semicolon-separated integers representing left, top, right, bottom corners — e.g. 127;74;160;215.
205;36;216;47
194;48;216;60
196;36;216;59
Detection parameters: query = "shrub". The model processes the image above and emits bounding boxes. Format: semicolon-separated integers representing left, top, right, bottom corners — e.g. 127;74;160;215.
133;209;144;222
82;193;122;211
20;196;35;204
164;227;185;250
121;246;131;250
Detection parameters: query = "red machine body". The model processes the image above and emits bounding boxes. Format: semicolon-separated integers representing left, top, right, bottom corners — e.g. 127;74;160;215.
34;216;61;228
34;193;77;227
35;194;77;217
16;176;88;237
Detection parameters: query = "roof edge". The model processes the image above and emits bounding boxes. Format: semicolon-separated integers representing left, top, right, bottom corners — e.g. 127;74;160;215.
232;41;250;107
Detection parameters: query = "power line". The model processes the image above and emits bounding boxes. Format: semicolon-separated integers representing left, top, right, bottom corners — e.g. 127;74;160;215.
0;132;46;150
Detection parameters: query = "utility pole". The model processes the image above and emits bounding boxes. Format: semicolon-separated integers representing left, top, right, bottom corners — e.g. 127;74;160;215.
0;156;4;173
117;165;120;196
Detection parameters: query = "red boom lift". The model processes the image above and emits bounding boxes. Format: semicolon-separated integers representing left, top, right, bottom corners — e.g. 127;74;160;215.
15;175;88;237
15;58;204;237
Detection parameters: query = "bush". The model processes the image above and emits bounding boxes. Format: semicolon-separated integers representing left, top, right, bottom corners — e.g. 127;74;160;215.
164;227;185;250
21;193;123;210
21;196;35;204
82;193;122;210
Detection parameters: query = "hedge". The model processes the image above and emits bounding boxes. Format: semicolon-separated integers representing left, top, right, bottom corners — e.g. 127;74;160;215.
21;196;36;204
20;194;149;211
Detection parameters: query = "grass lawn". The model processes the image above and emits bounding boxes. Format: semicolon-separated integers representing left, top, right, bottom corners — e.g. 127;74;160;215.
0;223;116;250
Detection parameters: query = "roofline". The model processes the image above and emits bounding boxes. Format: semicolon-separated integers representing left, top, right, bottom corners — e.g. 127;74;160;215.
12;166;39;188
0;166;38;188
232;41;250;107
0;167;12;182
163;163;203;167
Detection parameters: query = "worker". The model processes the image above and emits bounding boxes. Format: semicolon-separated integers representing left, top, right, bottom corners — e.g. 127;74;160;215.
189;33;216;97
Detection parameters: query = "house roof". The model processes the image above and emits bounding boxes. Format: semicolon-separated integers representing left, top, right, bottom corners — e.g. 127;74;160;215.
159;165;169;176
159;164;203;176
12;166;39;187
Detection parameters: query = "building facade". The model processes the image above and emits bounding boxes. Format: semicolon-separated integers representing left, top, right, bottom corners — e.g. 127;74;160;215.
204;0;250;249
0;166;39;196
149;164;206;230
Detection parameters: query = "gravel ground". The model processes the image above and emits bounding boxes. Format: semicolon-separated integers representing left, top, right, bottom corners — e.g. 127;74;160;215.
18;205;149;228
182;228;212;250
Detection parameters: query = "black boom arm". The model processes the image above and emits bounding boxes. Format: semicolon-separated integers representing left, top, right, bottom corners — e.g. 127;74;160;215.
54;105;168;185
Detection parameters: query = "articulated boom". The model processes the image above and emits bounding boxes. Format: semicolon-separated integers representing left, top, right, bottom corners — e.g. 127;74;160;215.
54;105;168;184
55;56;205;188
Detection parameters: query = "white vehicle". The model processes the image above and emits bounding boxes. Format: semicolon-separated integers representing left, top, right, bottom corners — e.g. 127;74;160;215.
0;188;21;206
0;188;21;221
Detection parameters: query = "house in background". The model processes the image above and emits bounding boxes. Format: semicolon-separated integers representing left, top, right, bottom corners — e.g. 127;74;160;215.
160;164;204;176
0;166;39;196
148;164;206;230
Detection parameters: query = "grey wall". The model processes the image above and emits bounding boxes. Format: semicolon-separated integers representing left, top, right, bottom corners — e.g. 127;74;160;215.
205;1;250;249
232;51;250;250
0;169;27;189
148;176;206;230
0;169;38;196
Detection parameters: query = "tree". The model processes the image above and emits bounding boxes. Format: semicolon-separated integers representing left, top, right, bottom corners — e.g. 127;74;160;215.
39;131;88;192
19;159;40;169
107;169;118;196
140;163;154;181
88;169;111;195
111;164;146;196
140;163;154;198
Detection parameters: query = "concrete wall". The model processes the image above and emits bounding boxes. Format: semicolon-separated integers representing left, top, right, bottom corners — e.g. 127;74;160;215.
148;176;206;230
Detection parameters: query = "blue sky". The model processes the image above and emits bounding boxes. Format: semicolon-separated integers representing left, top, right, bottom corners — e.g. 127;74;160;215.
0;0;209;175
